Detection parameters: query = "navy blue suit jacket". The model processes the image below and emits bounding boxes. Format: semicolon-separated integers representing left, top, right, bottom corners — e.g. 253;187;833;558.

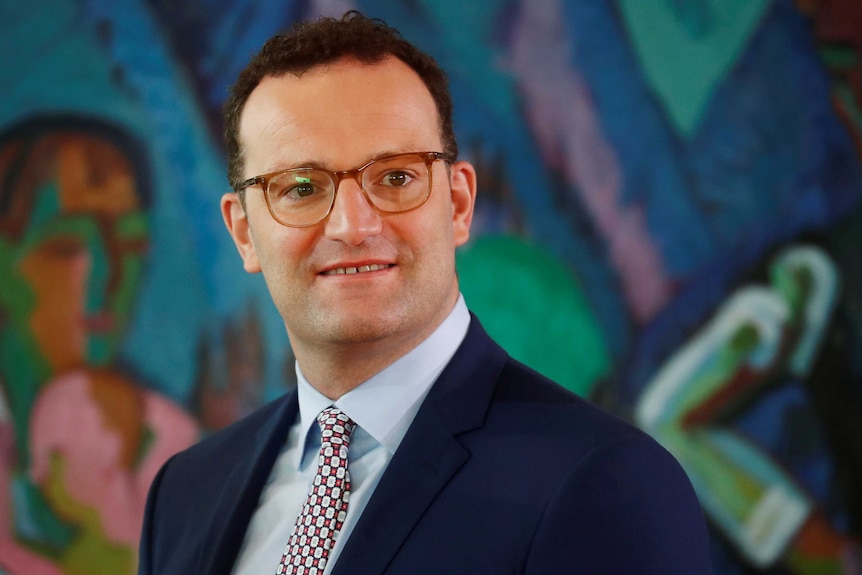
139;318;712;574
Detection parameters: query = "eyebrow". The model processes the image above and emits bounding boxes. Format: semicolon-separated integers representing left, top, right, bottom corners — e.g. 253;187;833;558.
265;148;430;173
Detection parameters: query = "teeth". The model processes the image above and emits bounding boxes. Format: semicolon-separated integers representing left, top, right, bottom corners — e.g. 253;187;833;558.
324;264;389;275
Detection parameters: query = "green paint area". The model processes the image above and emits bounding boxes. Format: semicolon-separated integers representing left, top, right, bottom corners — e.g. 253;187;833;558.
0;331;48;459
21;183;101;257
0;237;36;325
617;0;770;136
11;473;76;554
115;211;148;241
14;187;149;367
22;181;64;241
457;235;610;397
42;455;134;575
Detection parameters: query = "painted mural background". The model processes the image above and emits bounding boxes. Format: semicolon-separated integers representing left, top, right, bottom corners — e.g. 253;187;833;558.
1;0;860;573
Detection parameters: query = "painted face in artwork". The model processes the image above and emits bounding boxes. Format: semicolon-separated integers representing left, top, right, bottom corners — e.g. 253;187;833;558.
0;130;149;373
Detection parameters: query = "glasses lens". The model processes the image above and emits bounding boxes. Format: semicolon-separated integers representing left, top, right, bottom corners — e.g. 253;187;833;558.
362;155;432;212
266;170;334;226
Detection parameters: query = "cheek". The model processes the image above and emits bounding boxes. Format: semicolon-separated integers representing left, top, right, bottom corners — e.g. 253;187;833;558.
251;224;317;293
411;202;458;255
393;216;456;283
254;211;318;260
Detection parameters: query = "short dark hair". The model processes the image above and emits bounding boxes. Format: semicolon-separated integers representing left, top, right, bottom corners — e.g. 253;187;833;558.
223;11;457;191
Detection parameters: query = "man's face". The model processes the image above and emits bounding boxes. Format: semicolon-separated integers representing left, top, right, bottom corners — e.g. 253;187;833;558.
223;57;475;358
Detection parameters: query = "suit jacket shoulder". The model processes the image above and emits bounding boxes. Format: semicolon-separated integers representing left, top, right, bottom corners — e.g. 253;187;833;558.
139;391;298;575
140;316;712;575
334;317;712;574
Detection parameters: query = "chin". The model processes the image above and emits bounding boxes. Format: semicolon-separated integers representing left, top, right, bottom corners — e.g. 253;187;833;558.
331;321;399;344
312;312;405;345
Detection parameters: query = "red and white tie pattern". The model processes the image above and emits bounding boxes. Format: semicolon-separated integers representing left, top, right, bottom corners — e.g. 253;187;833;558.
277;407;356;575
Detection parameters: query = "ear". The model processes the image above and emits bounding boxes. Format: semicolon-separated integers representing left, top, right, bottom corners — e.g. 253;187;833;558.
221;193;261;273
448;160;477;247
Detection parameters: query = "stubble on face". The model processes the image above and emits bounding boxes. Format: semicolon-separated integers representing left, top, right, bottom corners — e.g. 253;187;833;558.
232;58;472;384
277;222;460;350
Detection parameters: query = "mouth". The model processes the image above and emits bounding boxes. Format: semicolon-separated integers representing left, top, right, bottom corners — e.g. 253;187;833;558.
321;263;394;276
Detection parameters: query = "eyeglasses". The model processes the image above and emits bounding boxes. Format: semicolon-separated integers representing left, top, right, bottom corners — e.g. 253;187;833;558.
236;151;454;228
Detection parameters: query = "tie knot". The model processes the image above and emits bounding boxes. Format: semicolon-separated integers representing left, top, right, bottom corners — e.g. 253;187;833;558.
317;407;356;447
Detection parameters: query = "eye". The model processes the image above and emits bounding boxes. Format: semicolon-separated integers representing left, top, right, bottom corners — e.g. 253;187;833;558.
269;172;330;202
379;170;415;187
286;183;317;198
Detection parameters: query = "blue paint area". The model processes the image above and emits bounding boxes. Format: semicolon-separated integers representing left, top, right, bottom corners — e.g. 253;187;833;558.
686;1;862;256
2;0;862;572
144;0;303;125
393;0;632;358
559;0;715;278
619;0;862;408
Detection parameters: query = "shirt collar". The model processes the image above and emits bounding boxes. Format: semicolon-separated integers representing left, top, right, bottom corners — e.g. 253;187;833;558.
295;295;470;463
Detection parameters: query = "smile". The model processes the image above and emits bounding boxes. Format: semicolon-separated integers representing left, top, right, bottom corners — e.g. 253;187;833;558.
321;263;393;275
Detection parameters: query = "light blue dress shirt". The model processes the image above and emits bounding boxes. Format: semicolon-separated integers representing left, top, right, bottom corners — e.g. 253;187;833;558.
232;296;470;575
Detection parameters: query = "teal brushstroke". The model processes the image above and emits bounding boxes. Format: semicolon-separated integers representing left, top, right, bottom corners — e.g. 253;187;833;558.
617;0;771;136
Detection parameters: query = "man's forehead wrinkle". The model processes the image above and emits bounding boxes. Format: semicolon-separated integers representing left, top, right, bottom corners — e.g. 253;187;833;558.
241;106;302;169
249;110;438;170
258;108;301;146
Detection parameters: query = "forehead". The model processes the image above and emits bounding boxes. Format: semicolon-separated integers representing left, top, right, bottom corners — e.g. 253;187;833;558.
238;57;442;171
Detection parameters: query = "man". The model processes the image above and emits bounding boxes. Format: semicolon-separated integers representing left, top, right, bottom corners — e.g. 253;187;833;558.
139;12;712;575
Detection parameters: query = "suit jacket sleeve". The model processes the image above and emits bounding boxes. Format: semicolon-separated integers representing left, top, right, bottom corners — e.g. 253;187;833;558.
523;431;712;574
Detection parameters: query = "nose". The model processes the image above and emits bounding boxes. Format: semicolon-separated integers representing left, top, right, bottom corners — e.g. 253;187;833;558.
323;178;383;245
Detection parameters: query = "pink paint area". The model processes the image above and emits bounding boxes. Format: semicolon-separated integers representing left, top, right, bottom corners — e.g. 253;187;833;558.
28;370;197;545
509;0;672;322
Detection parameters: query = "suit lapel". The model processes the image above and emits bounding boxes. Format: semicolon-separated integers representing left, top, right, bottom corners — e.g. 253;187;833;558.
200;391;299;575
331;405;469;574
333;318;508;574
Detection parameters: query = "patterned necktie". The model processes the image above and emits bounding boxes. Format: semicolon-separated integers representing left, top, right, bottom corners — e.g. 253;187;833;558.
277;407;356;575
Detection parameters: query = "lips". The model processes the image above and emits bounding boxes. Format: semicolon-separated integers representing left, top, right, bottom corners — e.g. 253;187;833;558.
321;263;394;276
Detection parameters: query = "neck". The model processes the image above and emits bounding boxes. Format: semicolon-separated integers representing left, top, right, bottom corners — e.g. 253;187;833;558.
289;297;459;400
290;329;429;400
